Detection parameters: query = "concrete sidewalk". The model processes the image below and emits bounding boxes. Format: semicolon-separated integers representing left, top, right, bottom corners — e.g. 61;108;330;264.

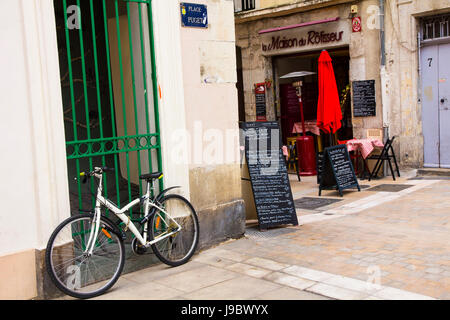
58;170;450;300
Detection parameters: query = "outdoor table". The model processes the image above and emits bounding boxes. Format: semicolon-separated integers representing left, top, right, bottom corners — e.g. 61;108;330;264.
345;139;384;178
346;138;384;159
292;120;321;135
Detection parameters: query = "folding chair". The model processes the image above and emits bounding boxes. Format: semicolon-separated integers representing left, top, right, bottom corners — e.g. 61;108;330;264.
368;136;400;181
286;143;301;181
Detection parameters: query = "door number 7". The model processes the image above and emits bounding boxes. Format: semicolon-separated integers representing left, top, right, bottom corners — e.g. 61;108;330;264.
428;58;433;67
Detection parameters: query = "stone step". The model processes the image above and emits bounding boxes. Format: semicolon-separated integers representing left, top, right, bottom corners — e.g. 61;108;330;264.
417;168;450;177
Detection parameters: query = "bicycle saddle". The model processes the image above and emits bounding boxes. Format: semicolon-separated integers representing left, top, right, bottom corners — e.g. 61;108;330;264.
139;172;163;181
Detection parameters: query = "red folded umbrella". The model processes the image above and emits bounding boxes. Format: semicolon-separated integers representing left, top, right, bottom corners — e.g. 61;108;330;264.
316;50;342;134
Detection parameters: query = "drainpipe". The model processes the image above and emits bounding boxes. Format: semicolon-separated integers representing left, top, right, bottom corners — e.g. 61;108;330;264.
379;0;386;67
379;0;388;138
378;0;391;176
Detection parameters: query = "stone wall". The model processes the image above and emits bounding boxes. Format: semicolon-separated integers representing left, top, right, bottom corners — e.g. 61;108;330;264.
181;0;245;247
384;0;450;167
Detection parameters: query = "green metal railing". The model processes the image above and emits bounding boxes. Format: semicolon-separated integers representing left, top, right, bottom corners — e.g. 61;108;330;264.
56;0;162;220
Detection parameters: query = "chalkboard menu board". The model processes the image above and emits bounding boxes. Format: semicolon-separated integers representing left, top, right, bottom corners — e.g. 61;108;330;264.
241;122;298;229
353;80;376;117
255;83;267;121
318;145;360;197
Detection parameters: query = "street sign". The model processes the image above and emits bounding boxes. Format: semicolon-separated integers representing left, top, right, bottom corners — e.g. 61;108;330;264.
180;3;208;28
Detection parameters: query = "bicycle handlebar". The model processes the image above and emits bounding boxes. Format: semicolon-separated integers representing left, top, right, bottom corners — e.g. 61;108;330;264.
79;167;115;183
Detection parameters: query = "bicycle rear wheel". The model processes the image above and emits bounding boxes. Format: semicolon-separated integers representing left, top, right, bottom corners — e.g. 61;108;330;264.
45;214;125;299
150;194;199;266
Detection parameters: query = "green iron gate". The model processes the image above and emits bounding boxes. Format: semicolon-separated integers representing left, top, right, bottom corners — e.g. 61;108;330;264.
54;0;162;221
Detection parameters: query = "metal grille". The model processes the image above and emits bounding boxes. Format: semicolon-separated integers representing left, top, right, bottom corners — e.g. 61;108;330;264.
54;0;162;219
366;184;413;192
234;0;255;13
421;14;450;41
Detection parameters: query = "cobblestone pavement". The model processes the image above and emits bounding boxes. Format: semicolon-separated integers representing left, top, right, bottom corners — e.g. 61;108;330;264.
58;172;450;300
221;176;450;300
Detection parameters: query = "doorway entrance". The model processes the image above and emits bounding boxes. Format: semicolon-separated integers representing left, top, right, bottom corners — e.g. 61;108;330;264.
420;14;450;168
53;0;162;216
273;47;353;146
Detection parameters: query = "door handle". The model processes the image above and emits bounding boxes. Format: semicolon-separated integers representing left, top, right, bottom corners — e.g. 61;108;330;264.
441;98;446;104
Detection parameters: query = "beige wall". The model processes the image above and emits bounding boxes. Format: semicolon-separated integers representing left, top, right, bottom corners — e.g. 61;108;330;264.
180;0;242;211
0;0;70;299
349;0;383;140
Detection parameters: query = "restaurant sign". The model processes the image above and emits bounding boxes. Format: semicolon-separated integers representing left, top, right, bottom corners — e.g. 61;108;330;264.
260;21;350;55
262;30;344;52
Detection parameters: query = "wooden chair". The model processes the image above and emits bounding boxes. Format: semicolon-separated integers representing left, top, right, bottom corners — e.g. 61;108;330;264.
368;136;400;181
286;144;301;181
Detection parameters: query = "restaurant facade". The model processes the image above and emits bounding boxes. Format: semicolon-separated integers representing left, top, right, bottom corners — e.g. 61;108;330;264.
235;0;450;168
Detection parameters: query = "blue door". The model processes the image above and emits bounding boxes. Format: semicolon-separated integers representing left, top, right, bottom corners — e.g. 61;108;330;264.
421;42;450;168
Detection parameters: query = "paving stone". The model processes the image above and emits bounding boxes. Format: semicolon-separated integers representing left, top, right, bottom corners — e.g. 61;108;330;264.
203;248;251;262
425;267;444;274
363;296;383;300
282;266;335;282
191;254;236;268
405;265;417;271
392;262;408;267
153;265;239;293
373;287;435;300
94;280;184;300
180;276;281;300
253;286;330;300
244;257;290;271
362;256;378;262
322;275;382;294
264;272;316;290
225;263;272;278
306;283;369;300
423;274;443;281
122;260;204;283
377;259;394;265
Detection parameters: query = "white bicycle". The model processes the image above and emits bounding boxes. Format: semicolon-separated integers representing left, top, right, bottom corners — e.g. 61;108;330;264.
45;167;199;299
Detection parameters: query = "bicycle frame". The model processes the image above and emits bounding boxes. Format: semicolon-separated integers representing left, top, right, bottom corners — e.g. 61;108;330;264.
85;171;182;255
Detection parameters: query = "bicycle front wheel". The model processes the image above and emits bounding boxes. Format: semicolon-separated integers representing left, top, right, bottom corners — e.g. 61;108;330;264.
45;214;125;299
150;194;199;266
